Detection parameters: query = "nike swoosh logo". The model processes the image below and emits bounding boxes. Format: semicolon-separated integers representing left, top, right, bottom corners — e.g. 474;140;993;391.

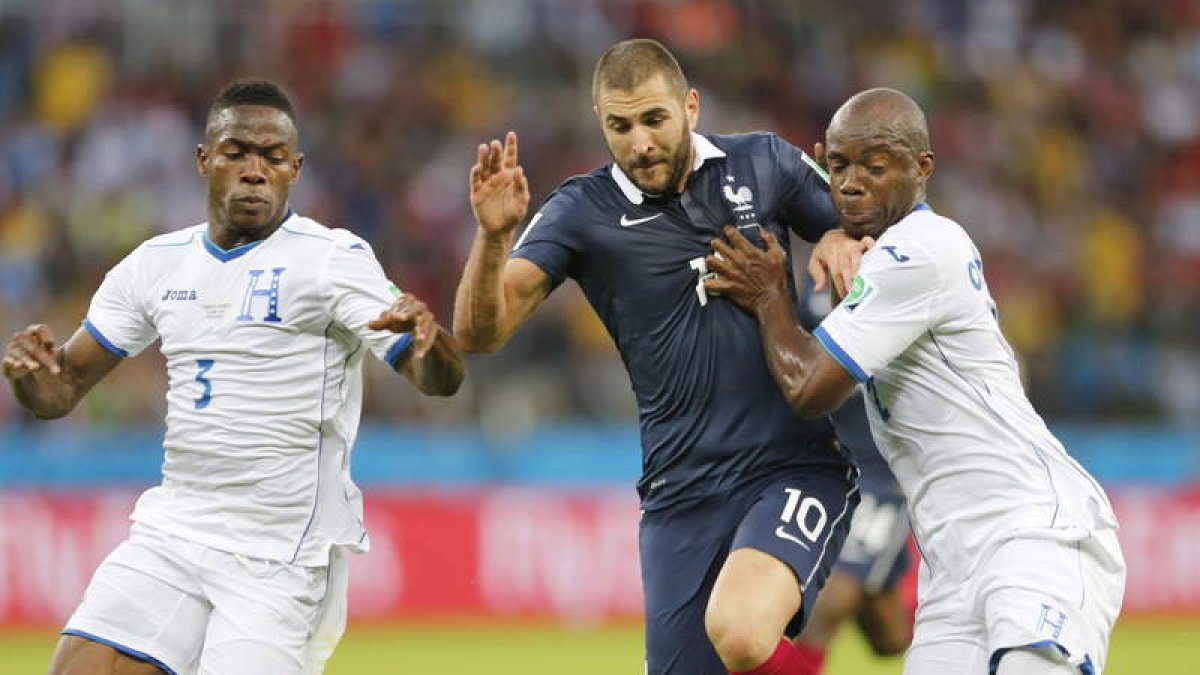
619;213;662;227
774;526;812;550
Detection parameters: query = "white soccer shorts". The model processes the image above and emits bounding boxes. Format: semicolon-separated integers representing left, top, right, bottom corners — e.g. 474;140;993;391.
63;523;350;675
905;527;1125;675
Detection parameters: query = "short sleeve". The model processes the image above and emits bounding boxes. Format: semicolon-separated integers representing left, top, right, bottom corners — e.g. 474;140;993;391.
326;235;413;368
84;247;157;357
814;239;939;382
510;183;585;288
771;135;837;242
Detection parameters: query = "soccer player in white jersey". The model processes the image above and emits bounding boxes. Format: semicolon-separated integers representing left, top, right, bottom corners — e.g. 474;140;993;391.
702;88;1125;675
2;80;465;675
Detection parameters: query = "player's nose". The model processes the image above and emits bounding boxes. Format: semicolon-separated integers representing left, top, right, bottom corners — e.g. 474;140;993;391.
838;166;865;195
240;156;267;184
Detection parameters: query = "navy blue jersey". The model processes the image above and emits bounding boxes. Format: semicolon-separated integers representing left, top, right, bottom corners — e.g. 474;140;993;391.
513;132;852;510
796;270;897;490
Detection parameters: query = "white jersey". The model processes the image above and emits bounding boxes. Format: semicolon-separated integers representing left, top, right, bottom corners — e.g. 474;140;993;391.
815;205;1117;580
84;213;411;565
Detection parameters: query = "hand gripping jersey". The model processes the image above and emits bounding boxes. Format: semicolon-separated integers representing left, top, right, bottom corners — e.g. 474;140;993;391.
84;213;412;565
815;205;1118;579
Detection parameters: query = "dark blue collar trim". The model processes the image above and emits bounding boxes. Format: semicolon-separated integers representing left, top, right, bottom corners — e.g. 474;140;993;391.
912;202;931;212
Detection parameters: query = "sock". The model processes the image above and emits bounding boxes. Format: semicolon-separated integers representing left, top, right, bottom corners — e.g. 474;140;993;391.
793;641;826;674
730;638;821;675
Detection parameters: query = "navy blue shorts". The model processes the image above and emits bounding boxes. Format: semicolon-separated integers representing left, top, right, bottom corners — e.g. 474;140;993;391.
639;464;859;675
832;484;911;594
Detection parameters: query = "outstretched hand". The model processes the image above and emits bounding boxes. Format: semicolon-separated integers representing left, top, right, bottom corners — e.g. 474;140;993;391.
368;294;438;358
703;226;791;315
3;324;61;380
469;131;531;236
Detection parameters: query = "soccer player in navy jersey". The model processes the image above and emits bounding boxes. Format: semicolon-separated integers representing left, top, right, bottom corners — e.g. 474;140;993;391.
454;39;870;675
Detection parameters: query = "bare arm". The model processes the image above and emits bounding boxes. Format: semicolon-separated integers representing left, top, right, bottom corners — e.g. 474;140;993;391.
453;131;552;353
3;324;122;419
368;295;465;396
705;227;858;418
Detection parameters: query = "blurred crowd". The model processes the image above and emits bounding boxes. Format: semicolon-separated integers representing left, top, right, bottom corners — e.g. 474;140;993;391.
0;0;1197;432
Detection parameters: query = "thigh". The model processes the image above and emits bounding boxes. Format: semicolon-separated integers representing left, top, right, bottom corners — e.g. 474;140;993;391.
303;547;351;675
904;638;990;675
730;466;859;636
63;526;210;675
979;531;1124;674
639;501;731;675
834;488;911;595
198;547;333;675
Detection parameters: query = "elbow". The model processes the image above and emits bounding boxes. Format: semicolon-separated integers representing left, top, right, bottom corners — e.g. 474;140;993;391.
427;373;465;397
793;397;831;420
420;362;467;397
789;384;838;420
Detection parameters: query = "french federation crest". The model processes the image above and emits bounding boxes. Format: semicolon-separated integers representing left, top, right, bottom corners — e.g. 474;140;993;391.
723;177;760;229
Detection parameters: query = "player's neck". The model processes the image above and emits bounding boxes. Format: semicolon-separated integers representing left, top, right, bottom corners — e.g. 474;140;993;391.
206;216;285;251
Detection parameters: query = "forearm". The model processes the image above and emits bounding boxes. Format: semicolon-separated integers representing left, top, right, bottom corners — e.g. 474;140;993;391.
753;291;833;418
453;229;516;353
406;327;465;396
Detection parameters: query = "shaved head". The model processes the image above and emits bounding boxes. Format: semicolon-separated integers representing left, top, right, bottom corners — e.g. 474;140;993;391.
828;88;929;155
820;88;935;239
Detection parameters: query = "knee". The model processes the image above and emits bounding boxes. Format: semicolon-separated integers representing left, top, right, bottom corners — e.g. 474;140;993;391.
704;606;780;672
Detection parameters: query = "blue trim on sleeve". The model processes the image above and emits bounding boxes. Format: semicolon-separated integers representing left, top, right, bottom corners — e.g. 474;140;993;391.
814;325;869;383
61;629;177;674
384;333;414;368
82;319;129;357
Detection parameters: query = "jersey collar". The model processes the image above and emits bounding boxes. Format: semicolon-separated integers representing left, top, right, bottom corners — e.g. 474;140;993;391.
610;133;726;205
202;208;296;263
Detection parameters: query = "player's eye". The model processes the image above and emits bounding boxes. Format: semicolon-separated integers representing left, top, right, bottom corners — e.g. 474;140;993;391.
224;151;243;160
609;122;630;133
869;165;886;175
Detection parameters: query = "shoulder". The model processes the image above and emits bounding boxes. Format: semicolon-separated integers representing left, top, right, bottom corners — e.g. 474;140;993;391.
536;170;611;221
888;208;973;258
707;131;783;152
141;223;204;250
274;215;384;266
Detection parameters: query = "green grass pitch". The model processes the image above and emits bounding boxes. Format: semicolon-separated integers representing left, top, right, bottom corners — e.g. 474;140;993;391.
0;617;1194;673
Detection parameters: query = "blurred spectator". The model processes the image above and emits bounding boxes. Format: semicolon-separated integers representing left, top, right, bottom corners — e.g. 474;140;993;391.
0;0;1196;429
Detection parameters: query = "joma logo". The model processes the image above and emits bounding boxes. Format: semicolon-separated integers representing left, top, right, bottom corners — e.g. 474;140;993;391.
161;289;198;301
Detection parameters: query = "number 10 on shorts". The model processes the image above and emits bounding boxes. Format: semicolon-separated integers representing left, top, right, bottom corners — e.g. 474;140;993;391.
779;487;828;544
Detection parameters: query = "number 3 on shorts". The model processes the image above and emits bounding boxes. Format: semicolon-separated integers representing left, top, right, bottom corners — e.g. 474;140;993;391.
780;487;828;543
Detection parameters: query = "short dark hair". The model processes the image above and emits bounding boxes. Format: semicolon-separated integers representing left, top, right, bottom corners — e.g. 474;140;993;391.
592;38;688;103
207;79;296;127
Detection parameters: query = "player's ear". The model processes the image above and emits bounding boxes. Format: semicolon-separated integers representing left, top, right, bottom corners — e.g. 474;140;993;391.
685;88;700;128
814;142;827;169
290;153;304;184
196;144;208;178
916;150;934;184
